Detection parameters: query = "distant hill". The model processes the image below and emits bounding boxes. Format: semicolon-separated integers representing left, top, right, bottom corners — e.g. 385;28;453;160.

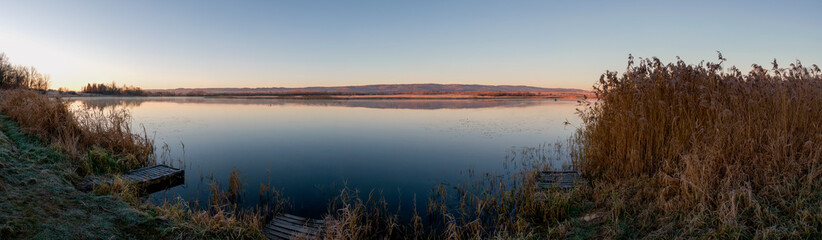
148;84;589;96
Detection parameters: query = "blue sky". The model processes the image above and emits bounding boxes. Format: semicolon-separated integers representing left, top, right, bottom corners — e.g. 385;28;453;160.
0;0;820;90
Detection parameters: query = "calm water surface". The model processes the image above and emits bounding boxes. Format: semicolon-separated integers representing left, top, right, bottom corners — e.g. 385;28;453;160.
70;97;580;218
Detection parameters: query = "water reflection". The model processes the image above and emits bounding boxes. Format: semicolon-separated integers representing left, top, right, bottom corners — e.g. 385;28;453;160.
67;96;552;110
69;97;580;219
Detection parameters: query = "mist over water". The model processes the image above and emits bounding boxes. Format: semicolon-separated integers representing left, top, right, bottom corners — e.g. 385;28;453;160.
70;97;579;218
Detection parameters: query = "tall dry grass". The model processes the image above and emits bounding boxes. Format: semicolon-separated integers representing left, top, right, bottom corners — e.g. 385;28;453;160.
0;89;154;174
92;167;276;239
573;54;822;237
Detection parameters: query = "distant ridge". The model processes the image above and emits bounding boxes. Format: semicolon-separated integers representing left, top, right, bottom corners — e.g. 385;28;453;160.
148;84;588;95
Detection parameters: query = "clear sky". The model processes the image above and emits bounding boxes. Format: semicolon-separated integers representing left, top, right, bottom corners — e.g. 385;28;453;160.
0;0;820;91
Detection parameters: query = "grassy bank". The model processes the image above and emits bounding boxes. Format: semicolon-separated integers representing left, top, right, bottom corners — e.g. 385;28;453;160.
0;114;166;239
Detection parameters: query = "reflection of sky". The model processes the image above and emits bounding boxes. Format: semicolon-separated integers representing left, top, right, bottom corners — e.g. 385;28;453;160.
72;97;580;218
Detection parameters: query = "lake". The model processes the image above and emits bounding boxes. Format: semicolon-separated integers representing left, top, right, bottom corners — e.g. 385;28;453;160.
69;97;580;218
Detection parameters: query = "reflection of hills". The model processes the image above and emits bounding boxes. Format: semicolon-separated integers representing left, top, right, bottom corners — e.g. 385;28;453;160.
69;97;147;110
68;97;564;110
149;84;587;95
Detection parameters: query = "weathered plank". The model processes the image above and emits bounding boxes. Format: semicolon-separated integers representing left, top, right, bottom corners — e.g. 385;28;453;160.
537;171;584;189
272;219;318;236
283;213;325;224
100;165;185;194
265;226;293;240
264;214;325;240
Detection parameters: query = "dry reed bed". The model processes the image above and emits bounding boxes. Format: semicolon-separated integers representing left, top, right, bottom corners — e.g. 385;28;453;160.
573;54;822;238
0;89;154;175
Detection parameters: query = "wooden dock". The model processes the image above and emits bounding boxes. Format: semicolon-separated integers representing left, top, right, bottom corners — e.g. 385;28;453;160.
264;214;325;240
536;170;584;189
93;165;185;194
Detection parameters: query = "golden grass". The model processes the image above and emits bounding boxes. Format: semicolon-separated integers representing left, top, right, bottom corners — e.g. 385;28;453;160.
572;54;822;237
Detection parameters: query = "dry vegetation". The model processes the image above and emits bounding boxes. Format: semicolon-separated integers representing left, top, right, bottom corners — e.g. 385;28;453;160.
316;54;822;239
0;89;154;175
571;54;822;238
4;50;822;239
0;90;274;239
90;168;271;239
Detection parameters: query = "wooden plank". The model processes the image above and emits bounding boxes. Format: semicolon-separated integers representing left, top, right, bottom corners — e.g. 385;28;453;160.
267;223;311;238
266;223;315;240
536;171;584;190
271;219;318;236
264;214;325;240
282;213;307;222
264;231;286;240
265;225;296;240
120;165;185;194
142;168;162;176
283;213;324;224
274;216;314;227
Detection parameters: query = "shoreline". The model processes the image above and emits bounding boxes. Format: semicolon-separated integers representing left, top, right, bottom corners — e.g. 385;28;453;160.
58;93;592;100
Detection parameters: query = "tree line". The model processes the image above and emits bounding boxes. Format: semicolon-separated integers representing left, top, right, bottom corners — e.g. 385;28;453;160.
81;82;147;96
0;53;50;90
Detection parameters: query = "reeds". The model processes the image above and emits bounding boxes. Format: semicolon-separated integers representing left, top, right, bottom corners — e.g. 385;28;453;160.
572;54;822;237
321;187;400;239
0;89;155;175
318;143;580;239
94;167;271;239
